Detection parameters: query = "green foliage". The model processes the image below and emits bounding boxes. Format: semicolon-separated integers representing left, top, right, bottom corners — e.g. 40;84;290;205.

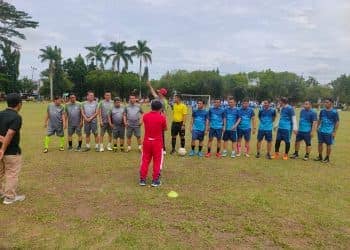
63;54;88;99
0;0;38;48
85;43;108;70
18;76;37;93
0;41;19;93
106;41;133;72
330;74;350;104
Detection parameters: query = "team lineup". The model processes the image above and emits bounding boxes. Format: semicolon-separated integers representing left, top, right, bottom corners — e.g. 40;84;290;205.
42;81;340;187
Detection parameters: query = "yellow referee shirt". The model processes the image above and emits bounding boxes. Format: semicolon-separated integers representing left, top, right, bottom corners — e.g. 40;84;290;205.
173;103;188;122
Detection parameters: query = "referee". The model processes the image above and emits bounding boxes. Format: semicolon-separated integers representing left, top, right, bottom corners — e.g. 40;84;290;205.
171;94;188;154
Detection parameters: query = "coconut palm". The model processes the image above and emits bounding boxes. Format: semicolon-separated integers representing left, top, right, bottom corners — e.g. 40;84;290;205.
85;43;108;69
130;40;152;97
39;45;61;100
106;41;133;72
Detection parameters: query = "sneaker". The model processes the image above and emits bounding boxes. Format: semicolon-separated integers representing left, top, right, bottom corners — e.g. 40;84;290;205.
113;146;118;152
198;151;204;157
126;146;131;153
236;152;241;157
163;151;167;155
82;147;91;152
222;150;228;157
322;157;330;163
216;152;221;158
59;147;65;151
314;156;322;161
282;154;288;160
139;179;146;186
43;148;48;153
68;145;73;151
271;152;279;159
99;146;104;152
188;150;196;156
138;145;142;152
3;195;25;205
266;153;272;160
290;153;299;159
245;153;250;157
95;146;100;152
205;152;211;158
151;179;161;187
255;152;261;158
230;151;236;158
170;149;176;155
303;155;309;161
75;146;82;152
107;145;113;151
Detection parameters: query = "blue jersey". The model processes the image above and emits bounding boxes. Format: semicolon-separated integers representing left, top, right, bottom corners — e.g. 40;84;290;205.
278;105;295;130
318;109;339;134
224;107;240;130
238;107;255;130
192;108;208;132
258;108;276;131
209;107;225;129
299;109;317;133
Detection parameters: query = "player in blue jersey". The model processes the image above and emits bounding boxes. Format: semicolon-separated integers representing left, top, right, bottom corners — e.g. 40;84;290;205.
272;97;298;160
222;97;241;158
314;98;339;163
237;98;256;157
291;101;317;161
256;100;276;159
205;98;226;158
189;99;208;157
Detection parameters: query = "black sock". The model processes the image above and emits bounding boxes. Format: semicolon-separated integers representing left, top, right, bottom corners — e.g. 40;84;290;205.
198;146;203;152
180;138;185;148
68;141;73;147
275;140;281;152
171;138;176;150
305;152;309;156
78;140;82;147
217;147;220;153
285;143;290;154
319;153;322;158
191;145;195;150
294;150;299;155
120;144;123;148
207;147;211;153
114;144;117;147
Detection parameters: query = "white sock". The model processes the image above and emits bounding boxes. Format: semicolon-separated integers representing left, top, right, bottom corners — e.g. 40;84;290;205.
86;144;90;148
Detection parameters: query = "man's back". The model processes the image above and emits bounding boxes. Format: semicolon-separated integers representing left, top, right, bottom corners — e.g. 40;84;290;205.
0;108;22;155
143;111;166;140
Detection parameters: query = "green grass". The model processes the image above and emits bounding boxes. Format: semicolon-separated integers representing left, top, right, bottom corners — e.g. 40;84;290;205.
0;102;349;249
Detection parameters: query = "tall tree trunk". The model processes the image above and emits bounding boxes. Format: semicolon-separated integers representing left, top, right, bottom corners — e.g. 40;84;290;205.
139;58;142;99
49;62;53;100
117;59;120;73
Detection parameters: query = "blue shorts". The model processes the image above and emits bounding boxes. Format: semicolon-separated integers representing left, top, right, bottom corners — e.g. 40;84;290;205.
318;132;333;145
237;128;251;141
257;130;272;142
276;129;291;143
223;130;238;142
209;128;222;139
192;130;205;141
296;131;311;145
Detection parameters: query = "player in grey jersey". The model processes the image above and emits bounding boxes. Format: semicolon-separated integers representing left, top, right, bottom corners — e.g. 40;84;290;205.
98;91;113;152
65;93;83;151
108;97;126;152
43;96;66;153
125;94;143;152
82;91;99;152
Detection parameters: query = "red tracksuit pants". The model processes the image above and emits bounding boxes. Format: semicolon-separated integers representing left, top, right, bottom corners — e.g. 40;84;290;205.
139;138;164;181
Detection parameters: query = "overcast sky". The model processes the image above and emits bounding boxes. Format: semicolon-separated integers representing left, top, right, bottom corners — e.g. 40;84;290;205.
9;0;350;83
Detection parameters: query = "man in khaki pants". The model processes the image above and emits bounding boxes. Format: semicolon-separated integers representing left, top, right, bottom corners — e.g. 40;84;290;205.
0;93;25;205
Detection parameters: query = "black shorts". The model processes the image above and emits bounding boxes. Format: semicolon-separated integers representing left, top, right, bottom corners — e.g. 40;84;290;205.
171;122;185;137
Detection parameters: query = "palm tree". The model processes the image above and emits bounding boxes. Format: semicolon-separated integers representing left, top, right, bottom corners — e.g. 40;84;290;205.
130;40;152;98
85;43;108;69
106;41;133;72
39;45;61;100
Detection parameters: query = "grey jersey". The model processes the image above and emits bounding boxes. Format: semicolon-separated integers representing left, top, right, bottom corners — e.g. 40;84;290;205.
126;104;143;128
65;102;82;127
111;106;125;126
99;100;113;123
47;103;64;128
82;101;98;123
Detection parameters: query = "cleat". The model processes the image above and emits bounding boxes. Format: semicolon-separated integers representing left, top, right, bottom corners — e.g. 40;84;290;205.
107;145;113;151
290;153;298;159
59;147;65;151
255;152;261;158
266;153;272;160
82;147;90;152
197;151;204;157
222;150;228;157
271;152;279;159
75;146;81;152
188;150;196;156
68;146;73;151
245;153;250;157
205;152;211;158
43;148;48;153
170;149;176;155
314;156;322;161
3;195;25;205
303;155;309;161
230;151;236;158
322;157;330;163
139;179;146;186
282;154;288;160
216;153;221;158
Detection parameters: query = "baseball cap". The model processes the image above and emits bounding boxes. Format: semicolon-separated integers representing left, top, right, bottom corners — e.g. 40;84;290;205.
157;88;168;96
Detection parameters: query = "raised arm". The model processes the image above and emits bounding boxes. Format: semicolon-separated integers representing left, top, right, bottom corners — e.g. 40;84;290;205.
147;80;158;98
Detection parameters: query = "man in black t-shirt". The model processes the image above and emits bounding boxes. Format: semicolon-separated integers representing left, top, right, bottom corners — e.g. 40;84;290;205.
0;93;25;205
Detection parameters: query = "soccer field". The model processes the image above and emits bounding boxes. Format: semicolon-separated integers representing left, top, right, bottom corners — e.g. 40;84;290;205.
0;102;349;249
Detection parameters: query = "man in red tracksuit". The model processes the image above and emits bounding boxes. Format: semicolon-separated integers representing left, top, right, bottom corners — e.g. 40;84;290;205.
139;100;167;187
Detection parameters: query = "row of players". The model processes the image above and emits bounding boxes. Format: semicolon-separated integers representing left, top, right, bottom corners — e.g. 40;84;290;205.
44;91;339;163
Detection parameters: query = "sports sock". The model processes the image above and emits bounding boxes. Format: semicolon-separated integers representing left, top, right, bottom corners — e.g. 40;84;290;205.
180;138;185;148
198;146;203;152
44;136;50;148
59;137;65;148
285;142;290;154
207;147;211;153
191;145;195;151
275;140;281;152
294;150;299;155
78;140;82;147
68;141;73;147
171;138;176;150
217;147;220;153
